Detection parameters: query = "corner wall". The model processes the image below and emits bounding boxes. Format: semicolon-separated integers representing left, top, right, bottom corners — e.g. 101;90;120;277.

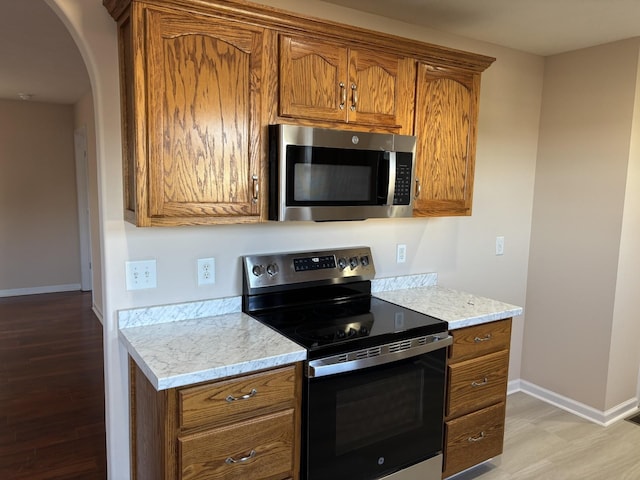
523;38;640;411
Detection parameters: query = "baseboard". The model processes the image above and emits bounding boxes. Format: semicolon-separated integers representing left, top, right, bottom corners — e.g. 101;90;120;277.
510;379;638;426
0;283;81;298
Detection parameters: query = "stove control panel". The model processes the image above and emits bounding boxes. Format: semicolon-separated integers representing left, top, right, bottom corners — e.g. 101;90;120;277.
243;246;375;292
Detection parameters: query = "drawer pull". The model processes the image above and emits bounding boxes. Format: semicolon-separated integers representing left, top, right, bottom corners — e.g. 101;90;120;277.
474;334;492;343
471;377;488;387
225;449;256;464
226;388;257;402
467;431;486;442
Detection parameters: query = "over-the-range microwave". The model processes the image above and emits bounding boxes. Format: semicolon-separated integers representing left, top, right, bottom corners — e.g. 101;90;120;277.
268;124;417;222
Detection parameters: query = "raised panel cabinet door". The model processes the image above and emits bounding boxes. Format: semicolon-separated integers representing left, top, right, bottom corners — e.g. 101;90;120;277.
414;64;480;216
279;35;349;122
145;9;263;222
348;48;405;127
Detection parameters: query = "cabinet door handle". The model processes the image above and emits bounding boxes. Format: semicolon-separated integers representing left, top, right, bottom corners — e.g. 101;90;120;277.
226;388;257;402
225;449;257;464
351;83;358;111
414;179;421;199
471;377;488;387
252;175;259;203
474;334;492;343
339;82;346;110
467;431;486;442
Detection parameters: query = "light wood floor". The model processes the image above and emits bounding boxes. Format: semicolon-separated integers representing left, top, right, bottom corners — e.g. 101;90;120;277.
452;392;640;480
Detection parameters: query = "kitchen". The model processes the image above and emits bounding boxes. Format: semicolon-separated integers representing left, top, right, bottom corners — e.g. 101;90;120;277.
5;0;640;479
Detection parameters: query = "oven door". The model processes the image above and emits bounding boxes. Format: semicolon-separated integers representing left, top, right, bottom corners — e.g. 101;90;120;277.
304;346;447;480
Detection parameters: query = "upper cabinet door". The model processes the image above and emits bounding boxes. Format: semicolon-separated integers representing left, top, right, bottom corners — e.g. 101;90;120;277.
143;9;265;225
279;35;349;123
413;64;480;216
279;35;410;129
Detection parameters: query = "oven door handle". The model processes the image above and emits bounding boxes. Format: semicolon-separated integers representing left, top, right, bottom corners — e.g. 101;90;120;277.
307;334;452;378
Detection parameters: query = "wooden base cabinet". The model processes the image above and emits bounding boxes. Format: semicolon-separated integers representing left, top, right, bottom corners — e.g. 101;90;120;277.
130;360;302;480
443;319;512;479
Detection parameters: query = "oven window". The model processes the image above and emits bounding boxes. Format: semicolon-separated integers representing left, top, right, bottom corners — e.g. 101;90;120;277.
335;369;423;456
305;350;446;480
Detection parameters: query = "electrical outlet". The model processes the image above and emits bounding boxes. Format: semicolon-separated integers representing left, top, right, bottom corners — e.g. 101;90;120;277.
496;236;505;256
396;244;407;263
125;260;157;290
197;258;215;286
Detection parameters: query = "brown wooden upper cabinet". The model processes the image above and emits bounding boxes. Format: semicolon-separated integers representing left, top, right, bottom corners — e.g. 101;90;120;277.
104;0;494;226
413;64;480;216
115;4;268;226
279;35;414;130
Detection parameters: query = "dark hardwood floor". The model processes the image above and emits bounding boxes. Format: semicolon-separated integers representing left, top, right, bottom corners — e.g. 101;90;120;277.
0;291;107;479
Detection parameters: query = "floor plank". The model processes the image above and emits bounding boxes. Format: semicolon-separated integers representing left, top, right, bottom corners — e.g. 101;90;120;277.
0;291;106;479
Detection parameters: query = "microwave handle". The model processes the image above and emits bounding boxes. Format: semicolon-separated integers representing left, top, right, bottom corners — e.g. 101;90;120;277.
386;151;397;206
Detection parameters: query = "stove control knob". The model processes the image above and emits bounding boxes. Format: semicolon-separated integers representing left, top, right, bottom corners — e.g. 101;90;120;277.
266;263;279;276
349;256;358;269
252;264;265;277
337;257;348;270
360;255;370;267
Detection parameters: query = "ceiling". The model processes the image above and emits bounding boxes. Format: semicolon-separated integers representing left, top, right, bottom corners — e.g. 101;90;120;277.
0;0;89;104
2;0;640;104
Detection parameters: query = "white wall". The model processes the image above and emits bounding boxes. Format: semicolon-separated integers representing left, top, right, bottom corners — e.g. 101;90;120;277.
0;99;81;296
49;0;542;478
523;39;640;412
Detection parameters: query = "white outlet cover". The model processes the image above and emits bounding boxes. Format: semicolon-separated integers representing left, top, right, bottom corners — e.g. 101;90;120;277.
125;259;157;290
197;258;215;286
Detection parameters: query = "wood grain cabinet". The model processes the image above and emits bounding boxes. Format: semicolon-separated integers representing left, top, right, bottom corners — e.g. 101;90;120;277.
108;2;269;226
130;360;302;480
443;319;512;478
104;0;495;225
414;64;481;217
279;35;415;131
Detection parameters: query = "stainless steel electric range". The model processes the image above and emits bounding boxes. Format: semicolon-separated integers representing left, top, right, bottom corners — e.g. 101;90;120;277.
242;246;451;480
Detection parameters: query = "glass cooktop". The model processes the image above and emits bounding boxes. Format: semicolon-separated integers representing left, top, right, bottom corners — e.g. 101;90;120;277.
248;295;448;360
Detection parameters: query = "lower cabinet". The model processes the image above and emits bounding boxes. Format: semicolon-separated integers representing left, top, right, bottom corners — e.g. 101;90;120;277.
442;319;512;478
130;359;302;480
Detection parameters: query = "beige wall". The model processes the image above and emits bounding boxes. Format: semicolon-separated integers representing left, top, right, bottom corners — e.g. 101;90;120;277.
51;0;542;478
0;99;81;295
524;39;640;411
74;90;103;317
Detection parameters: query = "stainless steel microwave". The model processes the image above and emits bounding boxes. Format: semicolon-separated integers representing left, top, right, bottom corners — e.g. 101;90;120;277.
268;124;417;221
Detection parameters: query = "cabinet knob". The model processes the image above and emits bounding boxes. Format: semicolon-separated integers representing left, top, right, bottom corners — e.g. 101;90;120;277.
474;334;492;343
414;179;421;199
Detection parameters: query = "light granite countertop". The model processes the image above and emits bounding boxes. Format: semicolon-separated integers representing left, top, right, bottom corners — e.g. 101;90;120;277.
118;273;522;391
373;285;523;330
119;312;306;390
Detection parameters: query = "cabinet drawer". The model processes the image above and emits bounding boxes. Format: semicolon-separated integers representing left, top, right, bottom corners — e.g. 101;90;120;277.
447;350;508;418
179;366;296;430
443;402;505;478
179;408;295;480
449;318;512;362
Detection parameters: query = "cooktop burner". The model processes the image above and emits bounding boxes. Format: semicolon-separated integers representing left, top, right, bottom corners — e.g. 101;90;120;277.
242;246;448;359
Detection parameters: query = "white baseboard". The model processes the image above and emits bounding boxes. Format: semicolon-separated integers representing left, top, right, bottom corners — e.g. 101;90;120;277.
508;379;638;426
0;283;82;298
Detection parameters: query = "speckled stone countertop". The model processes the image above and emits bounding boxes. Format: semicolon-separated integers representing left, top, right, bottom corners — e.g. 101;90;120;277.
118;297;306;390
119;273;521;391
373;285;523;330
